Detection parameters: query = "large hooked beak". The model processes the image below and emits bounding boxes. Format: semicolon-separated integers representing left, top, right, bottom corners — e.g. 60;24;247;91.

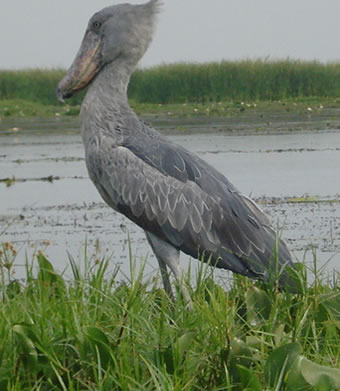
57;31;103;102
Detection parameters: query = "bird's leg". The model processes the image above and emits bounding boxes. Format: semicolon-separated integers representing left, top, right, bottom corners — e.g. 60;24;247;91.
166;257;193;310
156;256;174;300
145;232;173;298
145;232;192;308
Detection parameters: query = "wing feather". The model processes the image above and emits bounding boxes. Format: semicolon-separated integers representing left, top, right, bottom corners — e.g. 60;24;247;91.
87;134;293;284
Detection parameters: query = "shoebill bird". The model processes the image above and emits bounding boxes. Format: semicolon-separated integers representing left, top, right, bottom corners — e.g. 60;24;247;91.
57;0;296;301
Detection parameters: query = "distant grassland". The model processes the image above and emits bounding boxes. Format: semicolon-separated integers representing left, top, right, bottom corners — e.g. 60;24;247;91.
0;60;340;107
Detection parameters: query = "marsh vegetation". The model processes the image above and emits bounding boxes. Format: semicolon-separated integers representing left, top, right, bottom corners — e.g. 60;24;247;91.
1;60;340;109
0;246;339;390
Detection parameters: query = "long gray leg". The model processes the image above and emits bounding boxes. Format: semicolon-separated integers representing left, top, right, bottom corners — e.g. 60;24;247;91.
145;232;191;306
147;237;174;299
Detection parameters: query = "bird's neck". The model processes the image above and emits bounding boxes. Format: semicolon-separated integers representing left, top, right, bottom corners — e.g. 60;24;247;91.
80;60;138;140
84;59;133;109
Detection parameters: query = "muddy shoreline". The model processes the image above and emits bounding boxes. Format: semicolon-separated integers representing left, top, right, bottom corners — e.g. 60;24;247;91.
1;107;340;136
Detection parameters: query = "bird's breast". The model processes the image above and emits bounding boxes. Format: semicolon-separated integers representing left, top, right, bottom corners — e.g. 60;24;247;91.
83;136;122;212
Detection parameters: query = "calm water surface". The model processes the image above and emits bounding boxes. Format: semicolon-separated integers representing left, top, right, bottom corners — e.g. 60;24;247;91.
1;121;339;282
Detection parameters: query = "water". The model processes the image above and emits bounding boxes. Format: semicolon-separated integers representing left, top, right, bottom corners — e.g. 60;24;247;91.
1;120;339;282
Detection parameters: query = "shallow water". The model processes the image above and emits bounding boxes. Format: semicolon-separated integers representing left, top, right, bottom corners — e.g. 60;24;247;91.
1;120;339;282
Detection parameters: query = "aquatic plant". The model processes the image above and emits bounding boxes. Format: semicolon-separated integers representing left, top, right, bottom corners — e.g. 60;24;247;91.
0;245;339;390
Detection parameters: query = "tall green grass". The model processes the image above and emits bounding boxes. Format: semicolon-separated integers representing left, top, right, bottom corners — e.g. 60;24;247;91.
0;69;70;105
0;242;339;390
129;60;340;103
1;60;340;106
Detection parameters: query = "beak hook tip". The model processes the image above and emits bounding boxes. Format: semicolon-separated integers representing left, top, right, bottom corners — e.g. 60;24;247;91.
56;87;65;103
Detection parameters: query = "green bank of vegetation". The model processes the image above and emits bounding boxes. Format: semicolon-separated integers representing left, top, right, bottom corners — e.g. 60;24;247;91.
129;60;340;103
0;243;339;390
0;69;68;106
1;60;340;114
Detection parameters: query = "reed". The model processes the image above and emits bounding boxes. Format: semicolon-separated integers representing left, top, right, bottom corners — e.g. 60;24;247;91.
129;59;340;103
0;68;83;106
1;60;340;106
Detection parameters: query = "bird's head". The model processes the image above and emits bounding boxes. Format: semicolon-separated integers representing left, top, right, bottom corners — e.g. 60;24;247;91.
57;0;161;101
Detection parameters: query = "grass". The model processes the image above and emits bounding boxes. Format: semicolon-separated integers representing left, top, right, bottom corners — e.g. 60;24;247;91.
2;60;340;121
0;69;82;106
1;60;340;111
128;60;340;104
1;96;340;123
0;242;339;390
0;99;78;119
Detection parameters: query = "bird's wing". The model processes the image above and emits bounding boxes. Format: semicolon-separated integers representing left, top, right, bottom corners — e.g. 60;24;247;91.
126;136;281;256
87;141;289;278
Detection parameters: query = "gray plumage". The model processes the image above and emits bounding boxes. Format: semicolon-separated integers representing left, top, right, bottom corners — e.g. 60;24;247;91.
57;0;296;298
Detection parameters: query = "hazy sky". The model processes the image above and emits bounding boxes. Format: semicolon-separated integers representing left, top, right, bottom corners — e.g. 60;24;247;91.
2;0;340;70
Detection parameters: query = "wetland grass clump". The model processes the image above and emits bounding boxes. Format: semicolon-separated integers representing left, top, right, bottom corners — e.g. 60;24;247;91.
0;69;84;106
1;60;340;109
0;244;339;390
129;59;340;103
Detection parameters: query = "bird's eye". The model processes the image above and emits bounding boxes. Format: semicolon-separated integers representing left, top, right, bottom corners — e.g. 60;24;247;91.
92;21;101;30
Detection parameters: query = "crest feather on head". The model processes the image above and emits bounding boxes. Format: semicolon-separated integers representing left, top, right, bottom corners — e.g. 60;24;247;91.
143;0;163;14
